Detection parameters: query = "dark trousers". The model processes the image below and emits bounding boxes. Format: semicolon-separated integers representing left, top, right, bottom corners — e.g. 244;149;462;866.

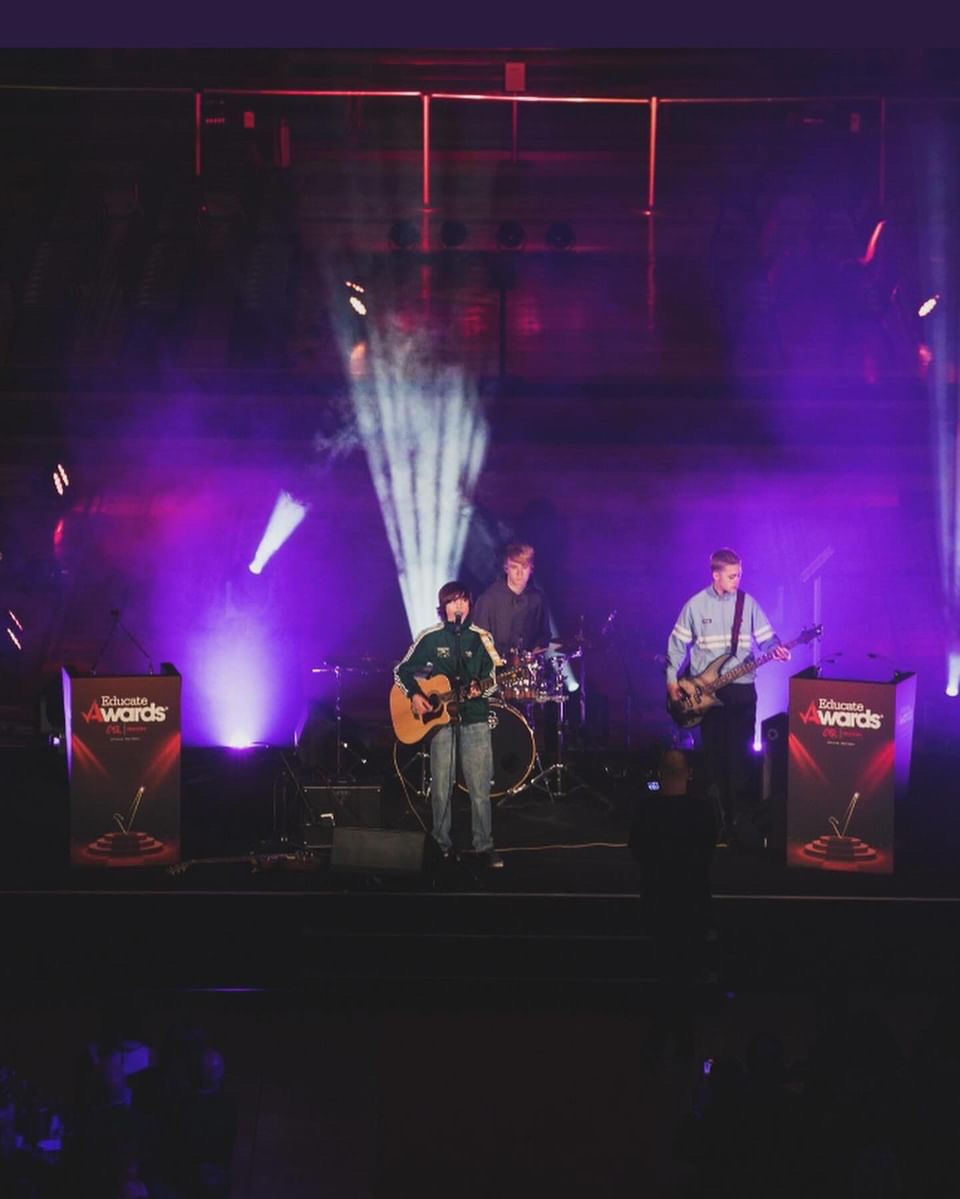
699;685;757;830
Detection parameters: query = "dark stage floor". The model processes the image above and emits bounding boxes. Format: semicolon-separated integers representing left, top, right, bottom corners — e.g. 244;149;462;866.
3;728;960;998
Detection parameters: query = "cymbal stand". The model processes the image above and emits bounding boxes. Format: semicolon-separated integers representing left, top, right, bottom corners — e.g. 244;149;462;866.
528;694;612;809
331;664;367;783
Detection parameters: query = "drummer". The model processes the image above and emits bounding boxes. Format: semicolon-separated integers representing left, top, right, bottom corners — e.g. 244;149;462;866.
471;542;553;668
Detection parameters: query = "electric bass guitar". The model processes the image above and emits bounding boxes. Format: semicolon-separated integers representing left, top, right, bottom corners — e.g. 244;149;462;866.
667;625;822;728
390;673;494;745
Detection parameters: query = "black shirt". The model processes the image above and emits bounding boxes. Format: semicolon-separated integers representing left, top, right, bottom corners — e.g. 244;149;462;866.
471;577;552;660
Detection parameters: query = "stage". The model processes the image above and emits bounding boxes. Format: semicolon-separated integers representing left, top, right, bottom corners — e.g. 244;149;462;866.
4;716;959;995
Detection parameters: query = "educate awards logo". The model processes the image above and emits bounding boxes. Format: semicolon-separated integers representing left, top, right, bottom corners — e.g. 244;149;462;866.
82;694;169;742
799;697;884;746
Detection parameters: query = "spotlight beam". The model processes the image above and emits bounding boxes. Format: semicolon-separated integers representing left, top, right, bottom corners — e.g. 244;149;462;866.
248;490;309;575
348;322;488;634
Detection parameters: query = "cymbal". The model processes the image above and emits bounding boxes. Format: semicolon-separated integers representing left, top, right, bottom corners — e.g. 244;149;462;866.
311;657;390;674
548;639;588;654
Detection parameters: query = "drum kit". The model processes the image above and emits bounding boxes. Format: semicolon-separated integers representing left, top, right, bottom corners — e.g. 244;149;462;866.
301;619;612;811
391;634;609;808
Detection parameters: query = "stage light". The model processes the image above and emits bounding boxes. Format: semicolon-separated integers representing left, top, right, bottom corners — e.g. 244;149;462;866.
858;219;886;266
248;490;310;575
496;220;526;250
545;221;575;250
6;627;21;650
918;294;940;317
52;471;63;496
349;342;368;379
8;609;23;632
343;322;489;634
57;463;70;487
947;652;960;697
388;220;419;251
349;295;367;316
440;220;468;249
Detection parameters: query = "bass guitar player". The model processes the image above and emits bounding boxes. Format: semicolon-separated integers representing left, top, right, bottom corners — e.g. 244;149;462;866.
665;548;792;846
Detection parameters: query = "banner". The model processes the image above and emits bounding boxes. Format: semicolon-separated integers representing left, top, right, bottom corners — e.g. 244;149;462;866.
786;670;916;874
63;666;181;867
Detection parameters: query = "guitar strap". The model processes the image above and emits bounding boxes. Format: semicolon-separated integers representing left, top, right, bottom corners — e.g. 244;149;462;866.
730;590;745;657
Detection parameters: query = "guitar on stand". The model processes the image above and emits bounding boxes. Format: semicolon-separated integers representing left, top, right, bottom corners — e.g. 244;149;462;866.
668;625;822;728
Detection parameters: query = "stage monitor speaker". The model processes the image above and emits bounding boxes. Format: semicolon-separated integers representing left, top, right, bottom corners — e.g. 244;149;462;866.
330;827;426;875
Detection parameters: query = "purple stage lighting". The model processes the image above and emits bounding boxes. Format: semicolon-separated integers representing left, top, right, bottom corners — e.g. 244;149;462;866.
248;490;309;575
194;632;277;747
918;294;940;317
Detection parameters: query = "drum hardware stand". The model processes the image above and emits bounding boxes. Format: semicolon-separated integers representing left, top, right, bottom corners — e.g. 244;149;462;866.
392;739;432;802
527;694;612;809
256;746;318;854
329;663;368;783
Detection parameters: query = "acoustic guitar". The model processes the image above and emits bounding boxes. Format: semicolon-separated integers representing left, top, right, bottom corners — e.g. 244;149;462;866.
390;673;494;744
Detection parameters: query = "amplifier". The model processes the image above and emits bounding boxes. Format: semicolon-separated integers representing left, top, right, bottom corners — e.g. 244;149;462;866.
302;784;382;830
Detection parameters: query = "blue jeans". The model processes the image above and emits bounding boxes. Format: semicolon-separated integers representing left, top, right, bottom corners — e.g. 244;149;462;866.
429;720;494;852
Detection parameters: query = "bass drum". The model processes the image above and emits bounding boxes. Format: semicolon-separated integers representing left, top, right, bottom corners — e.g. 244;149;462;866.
457;701;536;800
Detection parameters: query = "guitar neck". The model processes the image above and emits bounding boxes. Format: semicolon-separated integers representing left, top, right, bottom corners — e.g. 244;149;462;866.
430;675;495;705
707;633;805;694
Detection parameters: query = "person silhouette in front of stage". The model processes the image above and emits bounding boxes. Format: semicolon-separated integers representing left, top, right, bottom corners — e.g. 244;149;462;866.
394;581;504;868
631;748;718;1064
665;548;790;846
631;748;718;980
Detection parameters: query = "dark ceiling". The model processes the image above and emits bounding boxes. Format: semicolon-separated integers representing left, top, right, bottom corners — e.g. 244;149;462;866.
1;49;958;98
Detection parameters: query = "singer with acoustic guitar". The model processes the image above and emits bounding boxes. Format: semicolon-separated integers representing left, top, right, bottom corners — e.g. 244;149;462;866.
666;548;792;847
393;581;504;868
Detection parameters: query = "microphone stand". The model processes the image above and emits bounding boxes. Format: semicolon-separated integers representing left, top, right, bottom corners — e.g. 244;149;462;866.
90;609;155;676
450;616;465;831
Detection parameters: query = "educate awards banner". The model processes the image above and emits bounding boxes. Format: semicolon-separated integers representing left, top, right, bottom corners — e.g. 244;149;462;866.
63;665;181;867
786;670;917;874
